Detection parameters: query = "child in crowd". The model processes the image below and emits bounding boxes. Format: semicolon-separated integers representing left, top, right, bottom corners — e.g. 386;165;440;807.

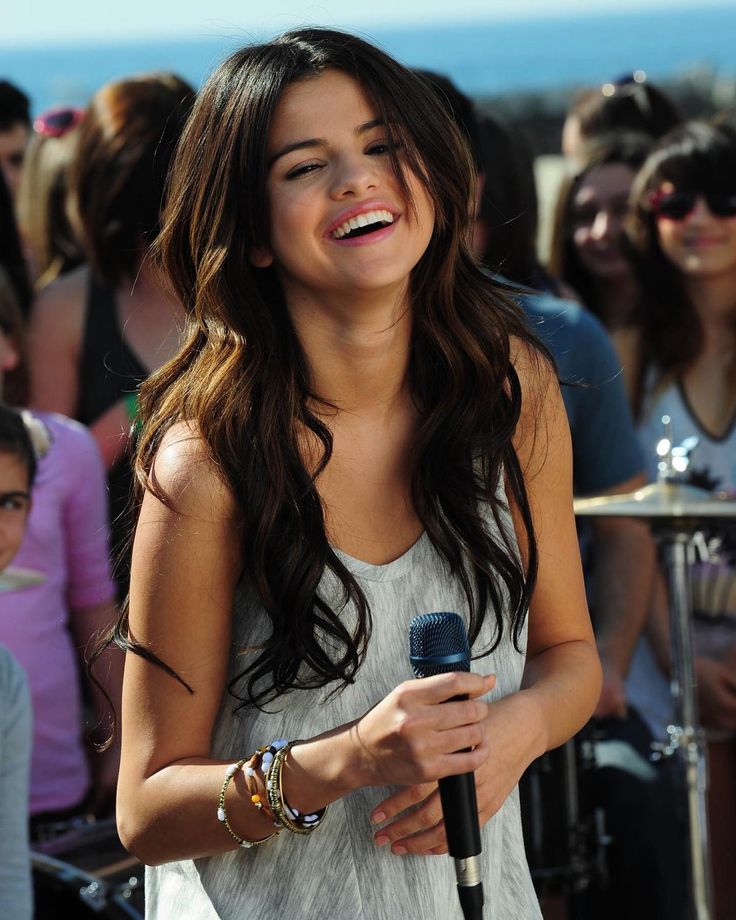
0;187;121;835
0;401;38;920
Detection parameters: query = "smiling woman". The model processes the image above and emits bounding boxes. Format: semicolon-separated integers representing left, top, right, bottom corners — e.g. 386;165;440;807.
107;27;601;920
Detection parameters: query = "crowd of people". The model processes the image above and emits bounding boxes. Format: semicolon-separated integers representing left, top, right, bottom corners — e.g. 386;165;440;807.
0;27;734;920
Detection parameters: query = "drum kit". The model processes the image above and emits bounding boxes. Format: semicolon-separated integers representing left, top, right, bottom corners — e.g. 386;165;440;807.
570;418;736;920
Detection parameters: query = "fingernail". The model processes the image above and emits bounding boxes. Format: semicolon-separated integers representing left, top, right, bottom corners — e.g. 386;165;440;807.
371;811;386;824
393;845;407;856
374;834;389;846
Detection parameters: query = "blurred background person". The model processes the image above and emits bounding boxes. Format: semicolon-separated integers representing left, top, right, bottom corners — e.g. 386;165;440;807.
0;80;31;203
0;145;32;320
474;111;576;299
421;71;686;920
548;131;652;403
27;72;195;598
16;106;85;290
625;119;736;919
562;72;683;164
0;402;37;920
0;174;121;838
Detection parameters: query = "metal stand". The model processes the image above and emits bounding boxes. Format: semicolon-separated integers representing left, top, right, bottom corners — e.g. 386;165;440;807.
655;526;714;920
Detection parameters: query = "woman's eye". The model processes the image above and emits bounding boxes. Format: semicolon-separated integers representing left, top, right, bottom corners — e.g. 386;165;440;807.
367;140;399;156
286;162;322;180
0;497;24;512
572;208;596;226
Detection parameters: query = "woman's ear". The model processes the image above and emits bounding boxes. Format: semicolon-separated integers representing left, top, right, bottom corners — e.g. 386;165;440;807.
249;246;274;268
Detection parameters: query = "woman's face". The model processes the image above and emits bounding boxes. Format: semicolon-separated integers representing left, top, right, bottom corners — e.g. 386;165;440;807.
654;181;736;282
251;68;435;309
570;162;636;282
0;450;30;572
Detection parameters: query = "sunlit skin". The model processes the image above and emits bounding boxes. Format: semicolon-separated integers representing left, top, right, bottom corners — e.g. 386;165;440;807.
571;163;637;281
561;113;584;162
251;69;435;320
0;452;31;572
0;122;31;200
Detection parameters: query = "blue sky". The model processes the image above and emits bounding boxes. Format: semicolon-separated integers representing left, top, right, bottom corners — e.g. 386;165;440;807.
3;0;729;46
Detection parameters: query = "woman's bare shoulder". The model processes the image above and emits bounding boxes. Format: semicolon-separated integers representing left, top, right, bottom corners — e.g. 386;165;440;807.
147;421;237;522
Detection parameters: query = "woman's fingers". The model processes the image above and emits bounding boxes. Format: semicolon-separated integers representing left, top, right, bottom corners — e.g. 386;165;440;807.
371;782;435;824
372;785;447;855
408;671;496;705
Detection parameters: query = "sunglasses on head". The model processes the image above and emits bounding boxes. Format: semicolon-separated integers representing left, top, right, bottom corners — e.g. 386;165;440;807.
32;106;85;139
648;189;736;221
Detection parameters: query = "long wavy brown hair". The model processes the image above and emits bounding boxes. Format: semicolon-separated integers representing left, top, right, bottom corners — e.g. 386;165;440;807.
113;28;550;709
626;120;736;415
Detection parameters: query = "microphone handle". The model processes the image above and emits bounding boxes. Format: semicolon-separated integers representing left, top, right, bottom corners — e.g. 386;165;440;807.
438;692;482;857
438;692;485;919
438;771;482;857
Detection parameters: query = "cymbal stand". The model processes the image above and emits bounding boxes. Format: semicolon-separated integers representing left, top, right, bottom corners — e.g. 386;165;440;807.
651;525;713;920
651;421;713;920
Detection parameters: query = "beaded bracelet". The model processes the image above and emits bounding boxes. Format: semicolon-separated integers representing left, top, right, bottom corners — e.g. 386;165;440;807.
216;760;279;849
242;748;281;827
265;741;327;835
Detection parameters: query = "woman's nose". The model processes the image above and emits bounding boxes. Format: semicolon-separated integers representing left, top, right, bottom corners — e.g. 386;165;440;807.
685;196;711;222
590;209;612;240
330;153;379;199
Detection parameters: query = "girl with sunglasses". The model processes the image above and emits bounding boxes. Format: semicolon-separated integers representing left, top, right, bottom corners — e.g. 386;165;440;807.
625;120;736;916
111;28;601;920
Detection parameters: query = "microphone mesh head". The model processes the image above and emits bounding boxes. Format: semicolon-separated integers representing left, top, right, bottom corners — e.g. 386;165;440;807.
409;612;470;678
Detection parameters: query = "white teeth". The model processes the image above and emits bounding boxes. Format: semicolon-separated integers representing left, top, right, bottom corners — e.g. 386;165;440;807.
332;209;395;239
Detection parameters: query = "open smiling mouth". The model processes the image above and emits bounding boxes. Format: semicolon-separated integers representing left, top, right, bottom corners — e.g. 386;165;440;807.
331;209;395;240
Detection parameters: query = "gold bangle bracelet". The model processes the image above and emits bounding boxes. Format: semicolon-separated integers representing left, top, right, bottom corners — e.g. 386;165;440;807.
266;743;327;836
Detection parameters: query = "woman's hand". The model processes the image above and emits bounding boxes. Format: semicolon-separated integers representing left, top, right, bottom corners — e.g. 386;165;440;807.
348;671;496;792
369;688;545;856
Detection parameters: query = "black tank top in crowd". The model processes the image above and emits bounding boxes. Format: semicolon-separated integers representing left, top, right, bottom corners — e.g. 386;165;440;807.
78;274;147;600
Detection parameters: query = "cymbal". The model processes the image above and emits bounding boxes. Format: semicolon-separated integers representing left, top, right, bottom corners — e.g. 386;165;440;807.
574;481;736;520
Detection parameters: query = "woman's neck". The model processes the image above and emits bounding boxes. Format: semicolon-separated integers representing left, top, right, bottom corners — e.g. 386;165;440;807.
288;288;414;418
685;273;736;355
591;273;641;331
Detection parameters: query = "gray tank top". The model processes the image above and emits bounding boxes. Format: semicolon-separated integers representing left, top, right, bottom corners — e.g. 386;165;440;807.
145;505;542;919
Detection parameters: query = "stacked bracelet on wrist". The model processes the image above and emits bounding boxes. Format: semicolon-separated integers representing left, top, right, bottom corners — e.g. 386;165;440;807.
265;741;327;835
216;738;328;850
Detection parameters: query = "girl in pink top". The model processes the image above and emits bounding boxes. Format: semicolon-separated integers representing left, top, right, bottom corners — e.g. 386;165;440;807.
0;269;120;828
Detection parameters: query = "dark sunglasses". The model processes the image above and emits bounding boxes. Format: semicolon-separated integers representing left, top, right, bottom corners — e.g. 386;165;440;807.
649;189;736;221
32;107;85;139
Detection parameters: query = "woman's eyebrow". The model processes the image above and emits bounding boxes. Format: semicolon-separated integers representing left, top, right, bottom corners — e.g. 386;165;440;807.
269;118;385;167
0;490;30;502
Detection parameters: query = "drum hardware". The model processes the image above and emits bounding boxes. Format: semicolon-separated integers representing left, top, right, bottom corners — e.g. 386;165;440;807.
31;816;144;919
573;418;734;920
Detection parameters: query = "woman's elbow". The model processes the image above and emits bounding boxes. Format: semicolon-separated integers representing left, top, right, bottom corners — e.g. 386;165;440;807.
116;798;166;867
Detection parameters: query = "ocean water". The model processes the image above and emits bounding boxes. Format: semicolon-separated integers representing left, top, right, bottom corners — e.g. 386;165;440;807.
2;4;735;114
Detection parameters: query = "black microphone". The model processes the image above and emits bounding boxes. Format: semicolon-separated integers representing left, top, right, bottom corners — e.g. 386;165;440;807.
409;612;484;920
